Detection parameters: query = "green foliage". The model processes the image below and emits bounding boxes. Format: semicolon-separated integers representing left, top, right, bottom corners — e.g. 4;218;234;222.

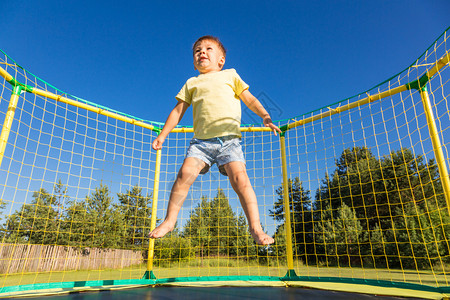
315;203;366;267
3;181;154;250
316;147;450;269
154;228;195;264
4;188;59;244
0;197;6;222
116;185;152;249
317;147;445;230
270;177;314;261
271;223;287;260
3;144;449;273
82;183;126;248
183;189;256;258
273;146;450;270
62;198;91;247
0;198;5;241
376;202;450;269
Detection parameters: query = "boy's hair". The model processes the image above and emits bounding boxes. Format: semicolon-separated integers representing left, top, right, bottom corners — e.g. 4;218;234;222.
192;35;227;57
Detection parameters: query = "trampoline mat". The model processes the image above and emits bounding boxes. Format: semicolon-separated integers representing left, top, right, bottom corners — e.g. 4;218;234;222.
15;286;426;300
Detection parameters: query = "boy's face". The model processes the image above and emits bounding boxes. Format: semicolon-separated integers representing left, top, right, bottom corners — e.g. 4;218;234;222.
193;40;225;74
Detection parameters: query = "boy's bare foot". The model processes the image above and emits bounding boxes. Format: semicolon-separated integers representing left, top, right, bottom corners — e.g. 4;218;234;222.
149;221;175;239
250;228;274;245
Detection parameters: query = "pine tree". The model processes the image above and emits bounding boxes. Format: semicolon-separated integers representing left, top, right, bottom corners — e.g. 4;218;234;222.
0;197;7;241
53;179;70;245
315;203;366;267
83;183;126;248
271;223;287;259
315;146;450;269
183;189;255;257
270;177;313;261
116;185;152;249
62;198;90;247
4;188;59;244
154;226;195;264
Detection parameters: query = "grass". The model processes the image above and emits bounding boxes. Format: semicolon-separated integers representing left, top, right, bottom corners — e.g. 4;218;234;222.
2;258;450;290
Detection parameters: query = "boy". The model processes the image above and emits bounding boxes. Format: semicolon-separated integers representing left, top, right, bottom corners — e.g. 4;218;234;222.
149;36;281;245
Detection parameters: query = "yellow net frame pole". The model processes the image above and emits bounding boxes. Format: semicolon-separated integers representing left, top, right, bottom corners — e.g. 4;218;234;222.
419;87;450;212
0;66;157;132
1;66;276;136
170;127;273;134
286;85;407;130
0;86;21;167
286;51;449;131
145;148;162;279
279;134;296;276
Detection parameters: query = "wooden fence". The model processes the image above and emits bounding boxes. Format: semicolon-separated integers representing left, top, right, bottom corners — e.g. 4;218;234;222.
0;243;144;274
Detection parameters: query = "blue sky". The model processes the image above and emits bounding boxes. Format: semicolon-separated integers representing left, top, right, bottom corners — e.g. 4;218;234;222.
0;1;449;236
1;1;449;127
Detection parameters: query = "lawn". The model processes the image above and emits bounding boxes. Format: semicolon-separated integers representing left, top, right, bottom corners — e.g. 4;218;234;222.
2;259;450;289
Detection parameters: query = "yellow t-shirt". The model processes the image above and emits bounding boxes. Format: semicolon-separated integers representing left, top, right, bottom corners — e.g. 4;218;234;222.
176;69;249;139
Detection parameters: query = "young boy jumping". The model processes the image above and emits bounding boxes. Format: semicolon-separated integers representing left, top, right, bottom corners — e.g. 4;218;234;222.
149;36;281;245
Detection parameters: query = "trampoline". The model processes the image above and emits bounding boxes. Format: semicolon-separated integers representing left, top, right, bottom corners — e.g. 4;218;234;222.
2;277;447;300
4;286;429;300
1;22;450;300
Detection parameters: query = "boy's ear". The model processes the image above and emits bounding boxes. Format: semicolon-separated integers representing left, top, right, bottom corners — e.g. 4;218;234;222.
219;56;225;68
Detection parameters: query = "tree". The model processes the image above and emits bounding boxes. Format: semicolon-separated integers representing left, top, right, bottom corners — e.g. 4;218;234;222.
0;198;6;241
315;146;450;269
315;147;380;230
379;202;450;269
271;223;287;259
183;196;212;261
62;197;91;247
116;185;152;249
183;189;256;258
83;183;126;248
270;177;314;262
4;188;59;244
52;179;70;245
154;226;195;264
0;198;6;222
315;203;366;267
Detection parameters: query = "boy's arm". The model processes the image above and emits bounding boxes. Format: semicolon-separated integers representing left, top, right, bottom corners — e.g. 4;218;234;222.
239;90;282;136
152;100;190;150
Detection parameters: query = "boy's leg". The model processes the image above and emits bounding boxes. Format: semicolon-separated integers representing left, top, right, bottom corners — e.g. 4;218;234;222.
149;157;206;238
223;161;274;245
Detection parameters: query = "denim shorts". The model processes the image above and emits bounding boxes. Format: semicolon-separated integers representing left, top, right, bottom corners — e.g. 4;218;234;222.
185;135;245;176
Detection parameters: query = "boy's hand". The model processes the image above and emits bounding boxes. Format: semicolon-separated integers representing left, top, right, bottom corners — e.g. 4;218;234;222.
152;136;165;150
263;115;282;136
